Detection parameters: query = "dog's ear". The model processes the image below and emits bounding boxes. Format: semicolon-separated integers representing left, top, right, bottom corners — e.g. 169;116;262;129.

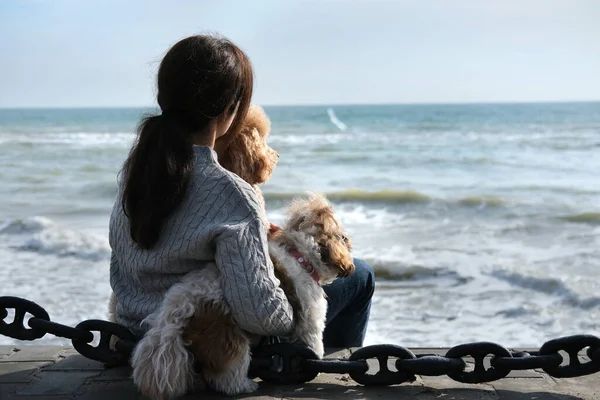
218;109;277;185
284;213;307;232
318;236;355;278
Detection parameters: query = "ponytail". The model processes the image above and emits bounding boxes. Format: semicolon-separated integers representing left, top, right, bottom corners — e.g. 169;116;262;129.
120;34;254;249
121;113;196;249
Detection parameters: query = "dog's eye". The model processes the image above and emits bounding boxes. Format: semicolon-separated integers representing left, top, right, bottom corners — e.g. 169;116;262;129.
338;234;347;241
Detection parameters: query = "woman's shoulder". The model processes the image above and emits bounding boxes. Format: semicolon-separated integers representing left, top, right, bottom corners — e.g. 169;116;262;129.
216;168;263;212
191;146;262;216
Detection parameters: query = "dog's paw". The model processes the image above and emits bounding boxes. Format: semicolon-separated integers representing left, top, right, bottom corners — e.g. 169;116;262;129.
232;378;260;395
299;336;324;359
312;342;325;359
238;379;258;394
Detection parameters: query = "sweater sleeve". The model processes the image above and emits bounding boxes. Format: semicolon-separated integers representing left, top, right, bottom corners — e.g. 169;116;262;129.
214;204;294;336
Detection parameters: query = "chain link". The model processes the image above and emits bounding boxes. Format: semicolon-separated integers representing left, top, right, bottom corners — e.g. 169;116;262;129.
72;320;139;367
445;342;512;383
396;354;466;376
0;296;138;367
0;296;50;341
302;359;368;375
2;296;600;386
251;343;320;384
28;318;93;342
348;344;417;385
491;351;562;371
539;335;600;378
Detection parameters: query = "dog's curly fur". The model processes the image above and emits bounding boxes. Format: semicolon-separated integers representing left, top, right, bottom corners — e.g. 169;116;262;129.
134;194;354;399
219;104;278;186
217;104;278;222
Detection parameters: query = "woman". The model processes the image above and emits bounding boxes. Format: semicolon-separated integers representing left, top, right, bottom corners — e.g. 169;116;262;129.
109;34;374;350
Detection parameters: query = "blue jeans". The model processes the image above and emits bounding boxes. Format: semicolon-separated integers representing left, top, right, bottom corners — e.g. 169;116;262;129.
322;258;375;347
254;258;375;350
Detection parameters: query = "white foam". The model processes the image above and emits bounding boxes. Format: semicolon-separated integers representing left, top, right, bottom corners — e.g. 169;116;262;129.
266;203;402;228
267;133;352;145
0;217;110;261
0;131;135;148
0;216;53;234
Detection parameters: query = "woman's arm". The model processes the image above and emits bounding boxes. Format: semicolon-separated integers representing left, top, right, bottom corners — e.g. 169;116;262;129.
215;214;294;336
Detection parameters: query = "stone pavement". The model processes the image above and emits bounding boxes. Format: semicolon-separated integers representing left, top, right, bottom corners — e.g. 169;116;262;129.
0;346;598;399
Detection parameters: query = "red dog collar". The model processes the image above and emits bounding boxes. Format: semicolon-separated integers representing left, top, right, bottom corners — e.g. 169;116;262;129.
288;249;320;283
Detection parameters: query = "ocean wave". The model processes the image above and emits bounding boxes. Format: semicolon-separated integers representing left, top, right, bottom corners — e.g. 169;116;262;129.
264;189;431;205
267;203;405;229
508;185;600;195
0;131;134;148
559;212;600;225
329;189;431;204
489;269;600;309
426;156;493;165
263;189;516;209
489;269;565;294
0;216;110;261
494;305;541;318
372;262;468;283
267;133;354;145
458;196;508;207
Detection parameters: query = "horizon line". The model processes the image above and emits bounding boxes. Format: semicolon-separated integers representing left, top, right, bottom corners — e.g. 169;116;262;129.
1;99;599;110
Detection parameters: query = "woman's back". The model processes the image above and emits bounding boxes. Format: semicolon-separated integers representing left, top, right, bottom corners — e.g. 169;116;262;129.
110;145;291;337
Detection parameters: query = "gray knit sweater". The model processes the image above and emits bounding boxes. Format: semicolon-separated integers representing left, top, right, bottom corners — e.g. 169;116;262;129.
109;145;293;337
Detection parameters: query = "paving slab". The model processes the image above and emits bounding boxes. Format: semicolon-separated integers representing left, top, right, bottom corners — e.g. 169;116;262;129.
0;346;64;363
0;362;52;384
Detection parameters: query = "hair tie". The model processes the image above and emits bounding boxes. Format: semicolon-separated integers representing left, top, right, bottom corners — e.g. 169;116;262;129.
160;109;213;131
160;109;199;130
161;109;188;119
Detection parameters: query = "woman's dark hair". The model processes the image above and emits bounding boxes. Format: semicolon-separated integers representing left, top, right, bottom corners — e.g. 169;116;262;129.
122;34;253;249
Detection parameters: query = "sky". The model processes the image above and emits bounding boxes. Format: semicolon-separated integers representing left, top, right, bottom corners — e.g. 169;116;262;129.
0;0;599;107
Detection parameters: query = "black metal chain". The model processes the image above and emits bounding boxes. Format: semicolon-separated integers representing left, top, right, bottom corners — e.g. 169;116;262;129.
2;296;600;386
0;296;137;367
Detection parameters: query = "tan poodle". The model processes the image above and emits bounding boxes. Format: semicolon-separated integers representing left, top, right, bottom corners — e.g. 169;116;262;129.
218;104;278;220
218;104;278;186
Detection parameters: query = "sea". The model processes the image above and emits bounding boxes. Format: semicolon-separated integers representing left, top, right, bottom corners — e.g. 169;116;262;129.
1;102;599;348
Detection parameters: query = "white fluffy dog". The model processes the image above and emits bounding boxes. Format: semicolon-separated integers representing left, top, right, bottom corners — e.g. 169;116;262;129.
130;194;354;399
